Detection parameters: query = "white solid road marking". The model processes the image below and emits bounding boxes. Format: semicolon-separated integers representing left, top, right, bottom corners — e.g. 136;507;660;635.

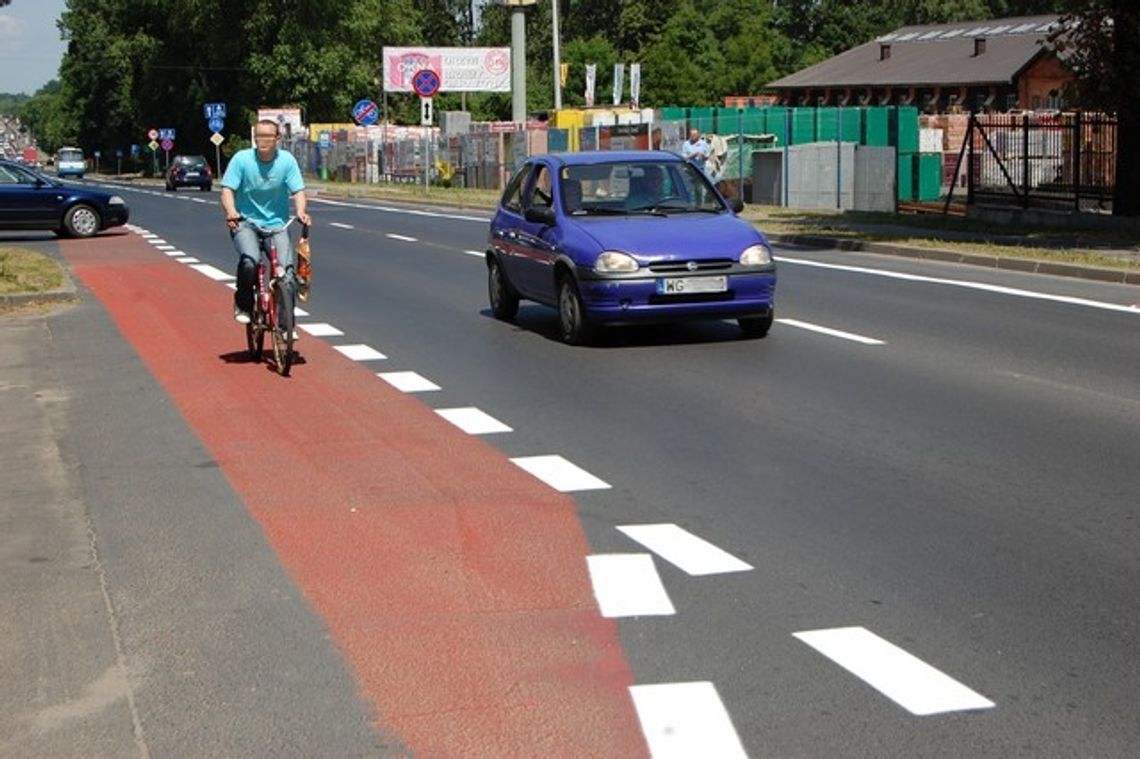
777;318;885;345
586;554;675;617
334;344;387;361
435;407;512;435
617;524;753;576
330;222;354;230
776;255;1140;315
299;322;345;337
377;371;441;393
793;626;996;716
189;264;235;282
386;233;417;242
509;455;610;492
311;196;487;223
629;681;747;759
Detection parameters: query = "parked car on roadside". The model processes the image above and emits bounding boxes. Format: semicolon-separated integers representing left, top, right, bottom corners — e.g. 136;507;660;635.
486;150;777;344
0;158;129;237
166;154;213;191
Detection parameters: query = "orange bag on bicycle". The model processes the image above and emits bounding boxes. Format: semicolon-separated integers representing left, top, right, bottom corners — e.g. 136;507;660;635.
296;226;312;302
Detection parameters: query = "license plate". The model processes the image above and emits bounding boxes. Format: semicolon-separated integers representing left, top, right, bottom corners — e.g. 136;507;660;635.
186;171;199;177
656;276;727;294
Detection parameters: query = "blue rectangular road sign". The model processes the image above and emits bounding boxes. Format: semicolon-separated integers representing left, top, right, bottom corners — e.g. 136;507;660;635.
159;128;176;140
203;102;227;120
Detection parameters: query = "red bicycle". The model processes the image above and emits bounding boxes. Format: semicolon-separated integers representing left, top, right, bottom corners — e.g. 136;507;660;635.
244;218;308;376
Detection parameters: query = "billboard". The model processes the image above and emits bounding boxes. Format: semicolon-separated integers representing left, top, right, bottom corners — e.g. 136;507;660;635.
383;47;511;93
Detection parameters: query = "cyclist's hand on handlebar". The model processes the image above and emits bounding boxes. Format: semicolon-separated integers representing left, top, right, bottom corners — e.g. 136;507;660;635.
225;214;242;231
297;211;312;228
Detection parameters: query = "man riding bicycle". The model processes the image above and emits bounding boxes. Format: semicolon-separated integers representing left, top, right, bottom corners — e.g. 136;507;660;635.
220;119;311;324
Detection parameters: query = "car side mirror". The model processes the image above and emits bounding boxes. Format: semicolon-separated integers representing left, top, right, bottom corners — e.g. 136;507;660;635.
524;205;556;225
728;197;744;213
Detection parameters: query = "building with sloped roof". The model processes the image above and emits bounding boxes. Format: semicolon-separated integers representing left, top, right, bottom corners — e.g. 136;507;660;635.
765;15;1070;113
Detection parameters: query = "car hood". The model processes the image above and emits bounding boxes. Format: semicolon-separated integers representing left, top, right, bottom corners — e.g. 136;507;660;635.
568;213;765;261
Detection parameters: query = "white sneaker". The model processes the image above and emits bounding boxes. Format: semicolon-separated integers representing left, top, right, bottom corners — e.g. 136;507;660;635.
233;307;251;325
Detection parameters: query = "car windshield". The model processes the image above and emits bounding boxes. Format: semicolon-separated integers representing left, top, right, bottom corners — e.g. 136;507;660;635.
560;160;725;216
177;156;206;166
58;149;83;162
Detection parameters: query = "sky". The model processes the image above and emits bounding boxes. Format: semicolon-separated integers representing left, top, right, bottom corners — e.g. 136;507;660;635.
0;0;68;96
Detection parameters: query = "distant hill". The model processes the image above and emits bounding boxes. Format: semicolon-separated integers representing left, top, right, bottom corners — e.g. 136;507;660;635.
0;93;30;117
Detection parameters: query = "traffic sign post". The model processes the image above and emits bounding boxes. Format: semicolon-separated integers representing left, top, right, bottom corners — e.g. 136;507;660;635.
410;70;441;193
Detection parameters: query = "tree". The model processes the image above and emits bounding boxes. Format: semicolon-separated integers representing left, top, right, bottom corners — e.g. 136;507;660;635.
1051;1;1140;216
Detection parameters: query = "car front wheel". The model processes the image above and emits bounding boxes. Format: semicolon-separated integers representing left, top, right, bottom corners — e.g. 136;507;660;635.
488;258;519;320
558;276;593;345
62;204;101;238
738;309;774;338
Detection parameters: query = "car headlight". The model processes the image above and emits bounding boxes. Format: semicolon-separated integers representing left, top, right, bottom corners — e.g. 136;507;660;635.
595;250;639;273
108;195;125;205
739;243;772;266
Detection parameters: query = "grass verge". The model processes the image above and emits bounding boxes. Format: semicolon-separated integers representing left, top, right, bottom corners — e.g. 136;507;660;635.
0;247;66;294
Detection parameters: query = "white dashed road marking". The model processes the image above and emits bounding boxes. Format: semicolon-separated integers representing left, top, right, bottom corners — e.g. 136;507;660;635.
176;257;200;264
386;233;417;242
435;407;512;435
509;455;610;492
189;264;235;282
299;322;345;337
617;524;753;576
793;626;996;716
629;681;748;759
463;249;484;257
586;554;675;617
776;318;885;345
377;371;441;393
334;344;387;361
330;222;354;229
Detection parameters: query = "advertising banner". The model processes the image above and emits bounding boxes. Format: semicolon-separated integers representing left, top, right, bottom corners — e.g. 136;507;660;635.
585;64;596;107
612;63;625;106
383;47;511;93
630;64;641;109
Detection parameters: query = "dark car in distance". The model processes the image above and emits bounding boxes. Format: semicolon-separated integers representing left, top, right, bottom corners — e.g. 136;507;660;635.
0;158;129;238
486;151;777;344
166;154;213;191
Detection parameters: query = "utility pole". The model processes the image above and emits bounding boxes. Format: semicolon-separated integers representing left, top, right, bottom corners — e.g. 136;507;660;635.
502;0;537;125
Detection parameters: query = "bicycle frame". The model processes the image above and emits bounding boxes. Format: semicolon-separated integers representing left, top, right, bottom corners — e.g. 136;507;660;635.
242;217;299;376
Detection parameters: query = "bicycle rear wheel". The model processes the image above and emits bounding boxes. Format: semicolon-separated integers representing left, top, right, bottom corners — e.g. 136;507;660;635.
270;279;295;376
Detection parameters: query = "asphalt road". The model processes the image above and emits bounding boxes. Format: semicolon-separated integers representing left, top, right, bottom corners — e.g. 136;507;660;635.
13;179;1140;757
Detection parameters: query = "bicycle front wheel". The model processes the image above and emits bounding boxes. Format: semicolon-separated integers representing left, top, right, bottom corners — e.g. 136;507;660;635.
246;321;264;361
270;279;295;376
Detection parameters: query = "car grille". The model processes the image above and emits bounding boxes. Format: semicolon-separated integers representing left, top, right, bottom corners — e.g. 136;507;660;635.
648;291;736;305
648;259;734;273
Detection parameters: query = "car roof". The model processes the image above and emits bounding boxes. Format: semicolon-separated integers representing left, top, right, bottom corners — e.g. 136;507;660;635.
541;150;683;167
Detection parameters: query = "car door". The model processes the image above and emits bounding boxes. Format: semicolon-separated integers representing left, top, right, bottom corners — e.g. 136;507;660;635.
510;162;560;302
0;163;61;229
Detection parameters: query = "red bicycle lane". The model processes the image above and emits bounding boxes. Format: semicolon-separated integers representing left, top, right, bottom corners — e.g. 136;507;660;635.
59;230;647;757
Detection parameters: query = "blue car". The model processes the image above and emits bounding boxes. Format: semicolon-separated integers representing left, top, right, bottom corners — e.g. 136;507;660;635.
0;158;129;238
487;151;776;344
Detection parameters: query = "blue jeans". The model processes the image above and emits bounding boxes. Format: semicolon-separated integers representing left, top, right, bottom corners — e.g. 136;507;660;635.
231;220;293;313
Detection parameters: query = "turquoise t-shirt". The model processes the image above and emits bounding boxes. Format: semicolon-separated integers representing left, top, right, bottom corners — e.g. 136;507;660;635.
221;147;304;228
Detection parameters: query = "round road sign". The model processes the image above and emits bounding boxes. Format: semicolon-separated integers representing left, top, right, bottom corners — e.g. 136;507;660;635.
353;99;379;126
147;128;159;140
411;69;441;98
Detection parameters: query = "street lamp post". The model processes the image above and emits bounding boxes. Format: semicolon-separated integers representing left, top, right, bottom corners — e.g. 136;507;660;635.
552;0;562;111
